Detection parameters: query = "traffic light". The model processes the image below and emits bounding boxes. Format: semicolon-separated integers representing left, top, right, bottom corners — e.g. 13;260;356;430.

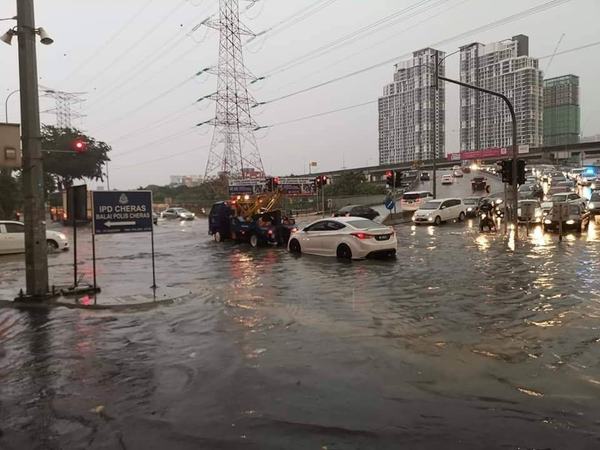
266;177;275;191
499;160;512;184
394;170;403;188
320;175;329;185
72;138;87;154
314;176;322;189
517;159;526;185
385;171;394;188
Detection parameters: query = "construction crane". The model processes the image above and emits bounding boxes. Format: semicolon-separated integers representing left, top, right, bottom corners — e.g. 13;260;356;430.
545;33;566;74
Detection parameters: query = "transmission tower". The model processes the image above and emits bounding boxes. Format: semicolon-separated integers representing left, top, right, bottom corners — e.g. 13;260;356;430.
203;0;265;179
40;87;86;128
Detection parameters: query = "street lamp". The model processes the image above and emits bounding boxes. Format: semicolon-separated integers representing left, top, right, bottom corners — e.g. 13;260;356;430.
4;89;19;123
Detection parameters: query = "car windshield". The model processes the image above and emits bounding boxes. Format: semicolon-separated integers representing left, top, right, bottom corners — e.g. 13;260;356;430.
421;201;441;210
551;195;568;202
519;185;532;191
346;219;381;229
463;198;479;205
519;200;539;207
403;193;424;200
590;193;600;201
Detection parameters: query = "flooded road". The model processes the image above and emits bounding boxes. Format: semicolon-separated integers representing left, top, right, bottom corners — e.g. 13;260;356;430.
1;217;600;449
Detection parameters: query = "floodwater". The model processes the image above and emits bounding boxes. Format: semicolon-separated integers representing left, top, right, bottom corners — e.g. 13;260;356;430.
1;218;600;448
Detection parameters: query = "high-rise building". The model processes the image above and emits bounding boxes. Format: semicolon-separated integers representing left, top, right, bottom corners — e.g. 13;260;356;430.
459;35;543;152
378;48;445;165
543;75;580;146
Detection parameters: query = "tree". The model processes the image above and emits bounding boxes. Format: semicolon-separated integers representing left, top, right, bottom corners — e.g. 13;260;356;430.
324;171;386;197
41;125;110;190
0;169;21;219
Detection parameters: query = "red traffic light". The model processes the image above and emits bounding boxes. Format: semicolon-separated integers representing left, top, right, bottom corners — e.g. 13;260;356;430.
386;171;393;177
72;139;87;153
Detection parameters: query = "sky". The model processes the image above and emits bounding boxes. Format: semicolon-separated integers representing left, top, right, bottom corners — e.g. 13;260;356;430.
1;0;600;189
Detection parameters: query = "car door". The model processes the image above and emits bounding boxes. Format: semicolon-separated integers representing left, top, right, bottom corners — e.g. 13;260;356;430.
3;222;25;254
0;224;9;254
301;221;328;253
451;199;463;219
321;221;347;254
439;200;452;221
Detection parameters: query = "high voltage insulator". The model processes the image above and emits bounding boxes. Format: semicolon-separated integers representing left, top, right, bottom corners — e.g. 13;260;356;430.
202;0;265;180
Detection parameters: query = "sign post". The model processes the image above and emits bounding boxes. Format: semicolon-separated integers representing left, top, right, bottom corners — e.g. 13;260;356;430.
92;191;156;291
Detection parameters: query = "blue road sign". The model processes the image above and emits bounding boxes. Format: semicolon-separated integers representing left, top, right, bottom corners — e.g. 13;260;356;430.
92;191;153;235
384;197;395;210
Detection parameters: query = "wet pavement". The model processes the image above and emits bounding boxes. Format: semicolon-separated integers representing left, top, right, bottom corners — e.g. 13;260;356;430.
2;181;600;448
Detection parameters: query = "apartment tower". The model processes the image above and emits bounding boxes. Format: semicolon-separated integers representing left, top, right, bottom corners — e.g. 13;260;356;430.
459;35;543;152
378;48;445;165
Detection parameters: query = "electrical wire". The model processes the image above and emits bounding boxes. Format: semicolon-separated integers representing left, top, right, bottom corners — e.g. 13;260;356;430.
259;0;572;106
76;0;188;91
111;126;198;157
263;0;443;76
59;0;156;86
111;143;210;170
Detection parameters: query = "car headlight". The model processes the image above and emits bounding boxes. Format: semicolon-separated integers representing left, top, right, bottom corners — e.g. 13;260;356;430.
412;213;417;221
544;219;552;224
467;207;473;212
428;217;434;222
590;203;596;209
566;219;575;225
57;233;67;240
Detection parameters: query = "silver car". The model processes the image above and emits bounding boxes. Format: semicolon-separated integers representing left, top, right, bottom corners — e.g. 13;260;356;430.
161;207;196;220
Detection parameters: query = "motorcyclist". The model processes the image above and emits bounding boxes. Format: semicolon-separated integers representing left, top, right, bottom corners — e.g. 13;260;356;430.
479;199;497;232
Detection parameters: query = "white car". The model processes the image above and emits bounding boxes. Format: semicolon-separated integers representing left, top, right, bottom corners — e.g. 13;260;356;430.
453;170;463;178
161;207;195;220
441;174;453;185
0;221;70;255
288;217;396;260
400;191;433;212
549;192;587;208
412;198;466;225
517;200;543;223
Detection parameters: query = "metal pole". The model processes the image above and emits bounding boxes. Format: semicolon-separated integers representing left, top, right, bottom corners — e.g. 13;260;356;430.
106;162;110;190
71;191;78;287
438;74;519;239
91;230;97;291
150;225;157;289
5;89;19;123
321;184;325;218
17;0;49;298
432;52;439;199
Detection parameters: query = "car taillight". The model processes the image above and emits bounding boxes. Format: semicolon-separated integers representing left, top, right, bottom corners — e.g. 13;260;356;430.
351;232;373;240
267;229;273;236
291;227;298;233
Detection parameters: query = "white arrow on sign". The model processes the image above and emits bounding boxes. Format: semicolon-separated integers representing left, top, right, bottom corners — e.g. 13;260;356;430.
105;221;136;227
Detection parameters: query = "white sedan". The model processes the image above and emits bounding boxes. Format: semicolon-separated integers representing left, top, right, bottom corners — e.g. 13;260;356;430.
288;217;396;260
0;221;70;255
441;174;453;185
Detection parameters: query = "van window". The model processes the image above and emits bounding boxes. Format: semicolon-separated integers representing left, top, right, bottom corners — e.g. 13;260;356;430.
402;193;420;200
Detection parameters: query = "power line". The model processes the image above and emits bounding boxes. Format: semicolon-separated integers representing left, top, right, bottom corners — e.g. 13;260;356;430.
262;0;445;76
257;0;571;106
111;143;210;170
76;0;188;91
257;99;376;129
538;39;600;59
111;125;198;158
59;0;157;86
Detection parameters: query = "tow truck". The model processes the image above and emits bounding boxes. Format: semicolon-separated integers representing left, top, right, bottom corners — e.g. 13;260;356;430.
208;178;299;247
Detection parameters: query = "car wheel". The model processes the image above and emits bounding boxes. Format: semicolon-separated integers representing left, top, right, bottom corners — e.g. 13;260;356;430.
250;234;259;248
458;212;465;222
336;244;352;260
214;231;223;242
46;239;59;253
434;216;442;226
289;239;301;254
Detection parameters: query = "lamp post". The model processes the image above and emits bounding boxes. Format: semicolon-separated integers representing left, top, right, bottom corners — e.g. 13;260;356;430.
4;89;19;123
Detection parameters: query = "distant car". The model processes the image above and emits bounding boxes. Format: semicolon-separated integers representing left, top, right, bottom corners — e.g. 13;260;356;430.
441;174;453;185
471;176;487;192
412;198;466;226
569;168;585;180
334;205;379;221
453;170;463;178
420;172;430;181
588;191;600;216
547;181;574;196
162;207;195;220
288;217;397;259
0;221;69;254
549;172;568;185
462;197;483;218
517;199;543;223
549;192;587;208
400;191;433;211
461;166;471;174
518;183;543;200
543;204;591;233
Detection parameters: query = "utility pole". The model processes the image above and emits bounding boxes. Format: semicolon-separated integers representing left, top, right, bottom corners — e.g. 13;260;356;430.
17;0;49;298
432;52;439;198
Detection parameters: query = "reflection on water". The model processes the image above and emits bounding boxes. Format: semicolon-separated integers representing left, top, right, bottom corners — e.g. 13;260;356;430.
1;219;600;448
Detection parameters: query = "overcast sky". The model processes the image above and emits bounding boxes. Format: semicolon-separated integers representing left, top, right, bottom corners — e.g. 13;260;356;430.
2;0;599;189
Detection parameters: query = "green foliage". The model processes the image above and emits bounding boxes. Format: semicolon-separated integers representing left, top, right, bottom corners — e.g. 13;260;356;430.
145;179;228;206
324;171;385;197
0;169;21;219
41;125;110;189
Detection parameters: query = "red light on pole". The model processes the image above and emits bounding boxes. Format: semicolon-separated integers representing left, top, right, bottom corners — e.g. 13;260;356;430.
72;139;87;154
